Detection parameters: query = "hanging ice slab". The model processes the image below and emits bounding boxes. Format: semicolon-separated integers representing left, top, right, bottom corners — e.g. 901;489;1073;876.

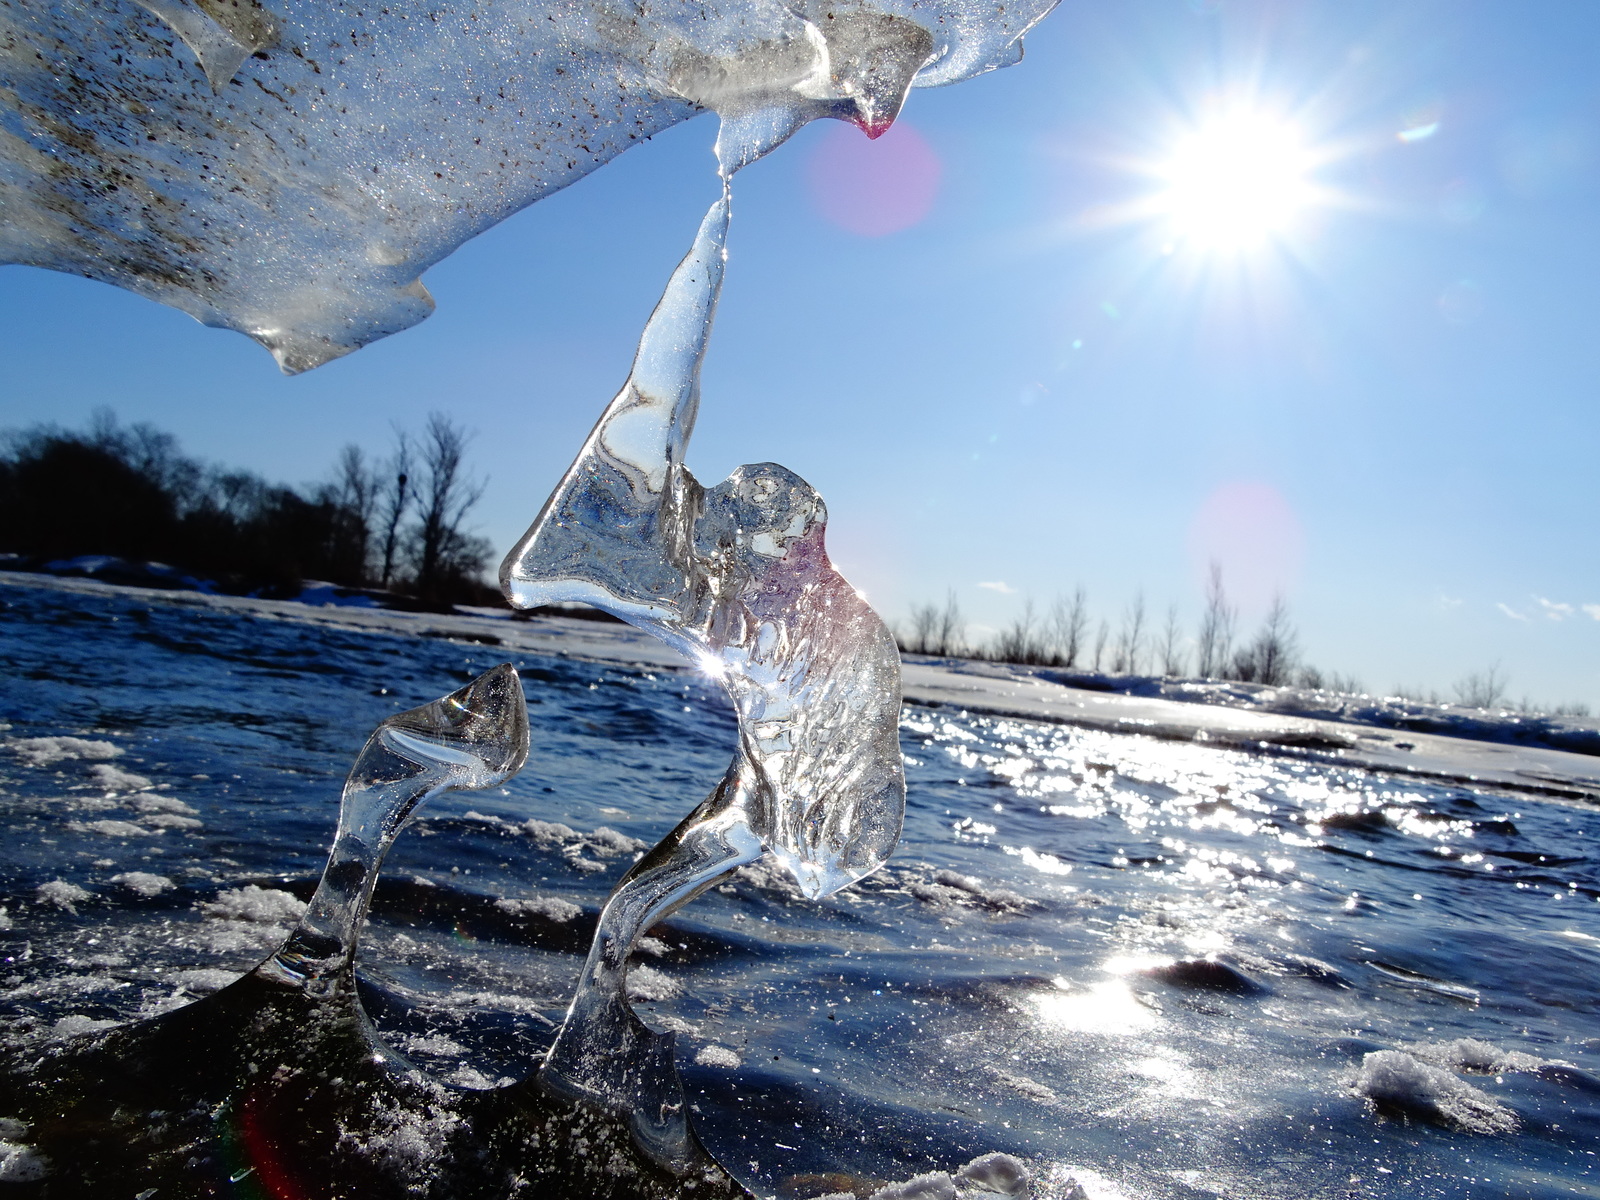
0;0;1056;371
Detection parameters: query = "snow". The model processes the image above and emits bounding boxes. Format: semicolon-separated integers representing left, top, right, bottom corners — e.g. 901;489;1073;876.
34;880;91;913
200;885;307;925
110;872;175;897
88;764;153;793
1352;1050;1519;1135
694;1045;743;1069
493;896;582;924
8;736;121;767
0;1140;49;1183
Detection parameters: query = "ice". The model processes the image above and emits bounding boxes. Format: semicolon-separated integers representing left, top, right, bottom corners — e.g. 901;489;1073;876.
693;1045;742;1068
0;1139;48;1183
109;871;175;897
955;1153;1031;1196
505;166;906;1160
200;884;306;924
262;662;529;986
869;1172;957;1200
1;0;1056;370
502;193;905;902
8;737;121;767
1353;1049;1520;1135
34;880;91;913
88;764;153;793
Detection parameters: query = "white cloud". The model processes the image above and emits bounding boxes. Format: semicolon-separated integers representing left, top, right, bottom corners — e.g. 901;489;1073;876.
977;581;1017;595
1496;603;1529;622
1537;597;1574;620
1437;595;1464;611
1585;604;1600;621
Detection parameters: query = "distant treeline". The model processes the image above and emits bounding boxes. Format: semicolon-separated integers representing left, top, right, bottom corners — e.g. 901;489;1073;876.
900;568;1591;717
0;410;494;606
900;566;1349;689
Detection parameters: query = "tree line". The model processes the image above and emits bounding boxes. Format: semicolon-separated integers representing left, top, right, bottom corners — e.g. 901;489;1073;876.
0;410;493;606
902;565;1359;691
901;570;1591;716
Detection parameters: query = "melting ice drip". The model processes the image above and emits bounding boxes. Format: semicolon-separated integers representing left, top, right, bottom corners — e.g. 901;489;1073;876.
260;663;530;992
501;140;905;1158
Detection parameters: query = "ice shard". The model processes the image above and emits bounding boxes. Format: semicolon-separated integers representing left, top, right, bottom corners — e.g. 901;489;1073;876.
501;169;905;1151
0;0;1057;370
261;661;530;990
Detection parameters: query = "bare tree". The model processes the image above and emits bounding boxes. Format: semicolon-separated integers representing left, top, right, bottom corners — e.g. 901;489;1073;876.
1091;619;1109;672
375;431;413;590
995;598;1043;664
904;602;940;654
409;413;487;602
1244;594;1298;686
1453;662;1508;709
326;444;379;583
1195;562;1235;679
1158;604;1185;677
935;590;965;657
1049;587;1089;668
1116;591;1147;675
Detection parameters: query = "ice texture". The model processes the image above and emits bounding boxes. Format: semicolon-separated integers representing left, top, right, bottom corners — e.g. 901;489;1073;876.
262;662;529;986
502;193;905;901
0;0;1055;371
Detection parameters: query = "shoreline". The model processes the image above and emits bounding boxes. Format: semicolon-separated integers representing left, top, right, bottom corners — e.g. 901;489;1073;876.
6;569;1597;806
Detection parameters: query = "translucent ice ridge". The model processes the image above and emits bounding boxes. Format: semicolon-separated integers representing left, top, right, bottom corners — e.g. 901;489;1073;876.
262;662;530;988
501;173;904;1156
0;0;1057;371
501;192;905;902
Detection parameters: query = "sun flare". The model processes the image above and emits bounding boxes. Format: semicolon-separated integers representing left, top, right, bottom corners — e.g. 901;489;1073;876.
1156;111;1315;251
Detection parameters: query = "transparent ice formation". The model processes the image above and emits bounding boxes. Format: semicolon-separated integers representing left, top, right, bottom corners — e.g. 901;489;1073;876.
0;0;1056;370
501;170;905;1146
262;662;530;989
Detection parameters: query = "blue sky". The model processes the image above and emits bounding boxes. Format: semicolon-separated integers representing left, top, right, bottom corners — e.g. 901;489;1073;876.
4;0;1600;706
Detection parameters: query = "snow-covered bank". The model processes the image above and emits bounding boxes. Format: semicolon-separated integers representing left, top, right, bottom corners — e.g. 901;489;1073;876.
6;569;1598;807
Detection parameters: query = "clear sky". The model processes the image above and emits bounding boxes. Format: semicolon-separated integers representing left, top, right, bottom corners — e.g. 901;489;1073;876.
4;0;1599;706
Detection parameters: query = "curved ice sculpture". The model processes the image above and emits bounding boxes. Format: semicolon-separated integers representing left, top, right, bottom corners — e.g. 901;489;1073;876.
0;664;751;1197
500;182;904;1152
0;0;1057;370
261;661;530;990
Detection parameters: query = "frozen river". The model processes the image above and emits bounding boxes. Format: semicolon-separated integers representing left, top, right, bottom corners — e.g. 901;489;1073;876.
1;575;1596;1198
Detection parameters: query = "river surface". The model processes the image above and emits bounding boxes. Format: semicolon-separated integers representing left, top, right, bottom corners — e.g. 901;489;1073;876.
1;578;1597;1199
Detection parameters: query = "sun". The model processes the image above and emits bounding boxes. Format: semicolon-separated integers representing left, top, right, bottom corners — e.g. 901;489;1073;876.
1155;110;1315;251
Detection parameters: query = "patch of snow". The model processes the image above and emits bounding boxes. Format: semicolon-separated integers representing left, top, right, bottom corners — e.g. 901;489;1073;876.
73;819;153;838
1353;1049;1519;1134
956;1153;1030;1196
626;965;681;1002
169;968;239;994
201;885;307;925
35;880;91;913
88;763;152;793
49;1015;118;1040
10;737;121;767
138;812;203;831
0;1140;48;1183
494;896;582;923
869;1171;957;1200
110;872;175;897
131;794;199;816
694;1045;742;1069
